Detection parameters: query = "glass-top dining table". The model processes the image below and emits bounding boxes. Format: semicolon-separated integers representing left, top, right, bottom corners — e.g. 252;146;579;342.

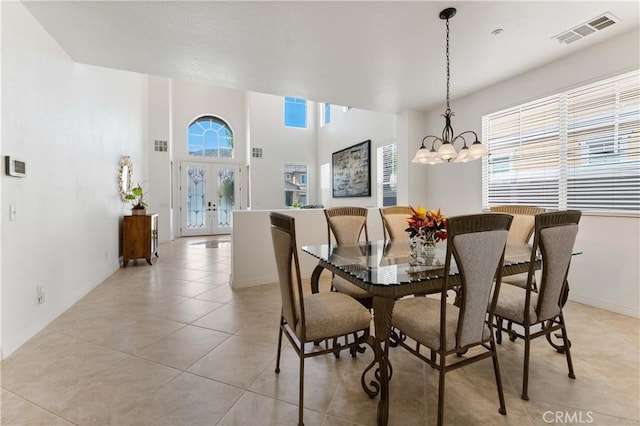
301;240;544;426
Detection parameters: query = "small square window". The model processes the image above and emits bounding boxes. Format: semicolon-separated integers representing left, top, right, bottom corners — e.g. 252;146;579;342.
284;97;307;128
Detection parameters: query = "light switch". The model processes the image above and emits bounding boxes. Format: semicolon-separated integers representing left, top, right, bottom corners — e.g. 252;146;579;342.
9;204;16;221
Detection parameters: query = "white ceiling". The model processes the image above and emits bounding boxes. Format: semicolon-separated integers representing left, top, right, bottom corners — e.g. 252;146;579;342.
22;1;640;113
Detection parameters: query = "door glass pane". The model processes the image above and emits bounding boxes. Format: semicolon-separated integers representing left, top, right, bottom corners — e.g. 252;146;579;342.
187;166;207;229
217;168;235;227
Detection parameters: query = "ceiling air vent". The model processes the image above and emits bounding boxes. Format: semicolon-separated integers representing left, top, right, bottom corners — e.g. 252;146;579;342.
552;13;618;45
588;15;616;30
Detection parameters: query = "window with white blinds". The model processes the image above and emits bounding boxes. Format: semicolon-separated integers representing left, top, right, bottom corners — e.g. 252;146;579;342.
482;70;639;213
377;143;397;206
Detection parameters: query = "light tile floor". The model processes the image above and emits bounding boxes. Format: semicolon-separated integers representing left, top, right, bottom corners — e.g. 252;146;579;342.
1;236;638;425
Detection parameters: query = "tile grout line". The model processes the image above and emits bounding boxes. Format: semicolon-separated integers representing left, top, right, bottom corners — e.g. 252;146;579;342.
0;386;80;426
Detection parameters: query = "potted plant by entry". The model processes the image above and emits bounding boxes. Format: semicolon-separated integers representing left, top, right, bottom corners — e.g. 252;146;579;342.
125;183;148;215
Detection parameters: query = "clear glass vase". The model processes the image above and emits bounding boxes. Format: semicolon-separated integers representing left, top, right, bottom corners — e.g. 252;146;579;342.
409;235;436;266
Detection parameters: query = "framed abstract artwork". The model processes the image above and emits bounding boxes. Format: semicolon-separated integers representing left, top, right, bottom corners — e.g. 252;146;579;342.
332;139;371;198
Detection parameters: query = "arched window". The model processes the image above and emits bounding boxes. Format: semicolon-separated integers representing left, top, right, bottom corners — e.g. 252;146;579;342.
188;116;234;158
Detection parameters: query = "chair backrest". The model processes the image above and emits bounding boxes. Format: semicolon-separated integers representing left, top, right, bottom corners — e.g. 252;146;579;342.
270;212;304;335
489;205;546;245
379;206;412;241
531;211;581;322
442;214;512;350
324;207;369;246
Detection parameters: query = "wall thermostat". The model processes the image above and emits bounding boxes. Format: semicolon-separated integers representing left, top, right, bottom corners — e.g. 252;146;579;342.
5;156;26;178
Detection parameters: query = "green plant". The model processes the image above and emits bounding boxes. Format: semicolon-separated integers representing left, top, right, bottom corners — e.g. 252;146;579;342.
125;183;148;210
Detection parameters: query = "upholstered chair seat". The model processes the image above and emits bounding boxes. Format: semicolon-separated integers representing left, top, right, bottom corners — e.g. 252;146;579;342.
297;292;371;341
393;297;491;351
494;284;549;324
502;273;529;288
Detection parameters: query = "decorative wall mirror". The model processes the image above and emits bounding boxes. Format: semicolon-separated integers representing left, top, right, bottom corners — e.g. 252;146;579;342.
119;155;134;202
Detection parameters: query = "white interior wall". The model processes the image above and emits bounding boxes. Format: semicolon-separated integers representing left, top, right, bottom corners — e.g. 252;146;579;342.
1;2;149;358
317;107;397;208
248;92;317;210
148;76;172;242
243;91;251;209
0;1;4;356
168;80;248;236
416;29;640;317
399;110;433;206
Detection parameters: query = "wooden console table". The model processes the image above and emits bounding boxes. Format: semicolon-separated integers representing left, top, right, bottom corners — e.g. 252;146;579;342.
123;214;158;266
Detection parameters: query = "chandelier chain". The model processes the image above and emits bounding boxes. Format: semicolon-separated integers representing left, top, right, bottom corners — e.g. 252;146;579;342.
412;7;487;165
445;16;450;111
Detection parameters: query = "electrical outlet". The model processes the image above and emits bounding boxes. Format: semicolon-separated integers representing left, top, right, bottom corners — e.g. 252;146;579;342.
9;204;17;221
36;286;46;304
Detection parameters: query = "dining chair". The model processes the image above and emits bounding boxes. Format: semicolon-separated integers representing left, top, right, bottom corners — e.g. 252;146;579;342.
270;212;371;426
379;206;425;348
489;205;547;245
379;206;412;241
324;207;374;309
489;205;546;289
391;213;512;426
493;210;581;401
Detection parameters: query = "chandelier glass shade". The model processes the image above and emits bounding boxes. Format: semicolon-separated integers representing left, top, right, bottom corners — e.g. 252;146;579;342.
412;7;488;165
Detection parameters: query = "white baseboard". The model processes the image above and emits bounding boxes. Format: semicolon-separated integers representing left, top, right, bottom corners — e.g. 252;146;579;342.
1;277;106;360
230;275;278;288
569;293;639;318
2;312;59;360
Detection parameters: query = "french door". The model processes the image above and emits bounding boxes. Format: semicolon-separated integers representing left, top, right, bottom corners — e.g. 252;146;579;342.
180;162;239;236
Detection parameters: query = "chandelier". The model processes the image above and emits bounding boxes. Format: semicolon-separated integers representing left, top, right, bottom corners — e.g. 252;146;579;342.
412;8;488;165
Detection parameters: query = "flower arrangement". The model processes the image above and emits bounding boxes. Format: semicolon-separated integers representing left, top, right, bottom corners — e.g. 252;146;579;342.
405;206;447;244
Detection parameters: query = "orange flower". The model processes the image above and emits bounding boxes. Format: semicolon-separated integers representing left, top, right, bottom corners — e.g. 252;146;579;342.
405;206;448;242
